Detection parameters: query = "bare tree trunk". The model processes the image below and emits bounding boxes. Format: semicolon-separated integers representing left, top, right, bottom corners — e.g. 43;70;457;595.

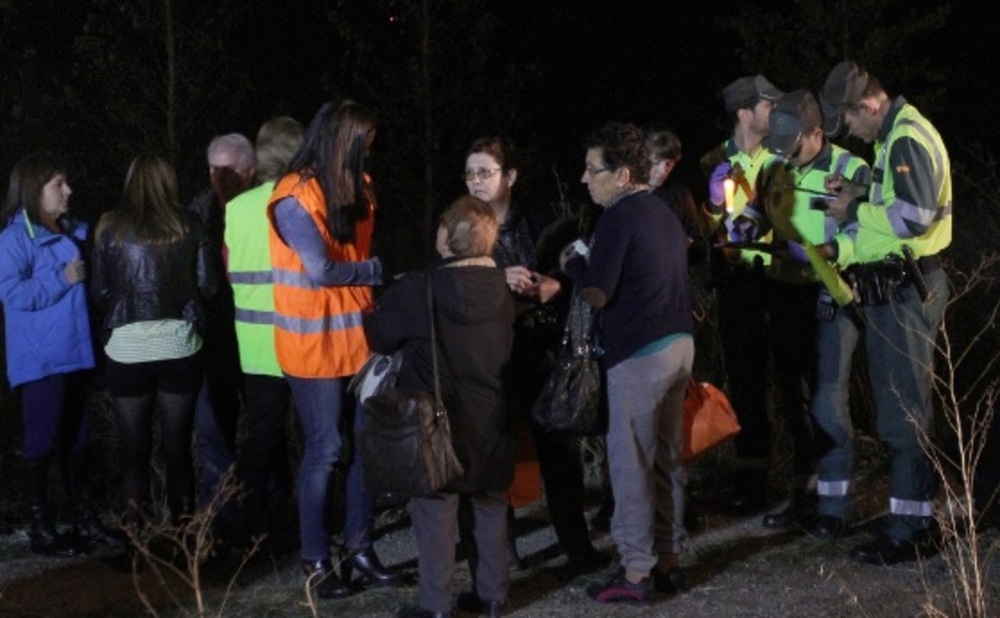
164;0;177;164
420;0;435;242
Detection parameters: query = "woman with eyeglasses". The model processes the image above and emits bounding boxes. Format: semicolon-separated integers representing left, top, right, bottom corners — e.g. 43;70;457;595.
563;122;694;604
456;138;607;611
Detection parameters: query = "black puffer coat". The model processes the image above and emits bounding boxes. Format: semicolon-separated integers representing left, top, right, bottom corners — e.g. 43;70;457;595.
90;211;216;334
363;260;515;493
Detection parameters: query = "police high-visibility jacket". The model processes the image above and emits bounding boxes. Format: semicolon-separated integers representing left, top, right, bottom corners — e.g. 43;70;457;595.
267;173;374;379
701;139;782;267
852;97;951;263
225;181;282;377
761;142;871;284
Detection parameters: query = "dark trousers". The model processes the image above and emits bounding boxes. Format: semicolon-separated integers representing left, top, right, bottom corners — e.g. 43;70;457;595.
20;371;91;460
411;491;507;613
716;267;770;469
194;325;244;509
234;373;292;540
532;424;594;561
767;280;820;486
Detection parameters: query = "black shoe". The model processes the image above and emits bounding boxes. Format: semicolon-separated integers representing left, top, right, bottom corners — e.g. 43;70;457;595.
455;592;504;616
28;506;79;559
762;499;818;530
653;567;686;594
566;547;611;575
849;534;939;565
724;491;769;516
301;559;353;599
684;505;706;532
590;499;614;532
341;548;400;587
810;515;850;540
396;605;451;618
586;571;654;603
74;508;124;550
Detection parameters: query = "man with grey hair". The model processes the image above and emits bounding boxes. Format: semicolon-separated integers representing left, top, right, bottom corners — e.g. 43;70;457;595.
188;133;256;527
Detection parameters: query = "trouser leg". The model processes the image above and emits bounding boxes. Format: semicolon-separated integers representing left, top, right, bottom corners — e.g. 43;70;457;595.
410;494;459;613
235;373;291;539
811;308;861;519
717;271;770;473
532;425;594;560
607;338;694;575
470;490;509;604
286;375;343;562
866;271;948;540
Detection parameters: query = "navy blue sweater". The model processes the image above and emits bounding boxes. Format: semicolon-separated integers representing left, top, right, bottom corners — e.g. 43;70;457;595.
565;190;693;368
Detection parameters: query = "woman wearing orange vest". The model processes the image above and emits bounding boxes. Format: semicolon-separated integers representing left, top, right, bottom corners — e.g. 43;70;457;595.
267;99;384;599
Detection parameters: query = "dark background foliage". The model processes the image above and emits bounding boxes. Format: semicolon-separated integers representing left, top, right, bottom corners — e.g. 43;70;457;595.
1;0;998;509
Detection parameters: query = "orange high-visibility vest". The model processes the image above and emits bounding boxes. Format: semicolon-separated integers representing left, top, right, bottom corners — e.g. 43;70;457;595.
267;172;374;378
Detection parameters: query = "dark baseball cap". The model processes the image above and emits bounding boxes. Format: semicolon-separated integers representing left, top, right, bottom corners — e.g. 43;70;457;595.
820;61;869;136
766;89;823;156
723;74;784;113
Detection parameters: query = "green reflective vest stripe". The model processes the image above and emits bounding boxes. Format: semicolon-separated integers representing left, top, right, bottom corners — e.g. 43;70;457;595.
224;181;282;377
769;143;870;284
855;101;952;263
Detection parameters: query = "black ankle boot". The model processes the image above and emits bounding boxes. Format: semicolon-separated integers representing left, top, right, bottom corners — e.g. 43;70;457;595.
341;548;400;587
24;457;78;558
29;504;79;558
63;452;122;550
75;505;123;549
302;559;353;599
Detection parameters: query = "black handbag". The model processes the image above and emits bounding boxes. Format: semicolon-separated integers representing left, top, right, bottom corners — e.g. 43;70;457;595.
359;274;464;496
531;289;605;435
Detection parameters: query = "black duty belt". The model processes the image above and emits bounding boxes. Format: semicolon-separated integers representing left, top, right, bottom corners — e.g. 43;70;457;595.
844;251;940;306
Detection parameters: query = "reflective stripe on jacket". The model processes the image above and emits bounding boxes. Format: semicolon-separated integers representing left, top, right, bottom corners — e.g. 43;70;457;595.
855;98;952;263
226;182;282;377
267;173;374;378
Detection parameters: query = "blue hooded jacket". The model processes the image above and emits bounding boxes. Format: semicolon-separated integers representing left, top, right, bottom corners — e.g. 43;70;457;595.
0;210;95;388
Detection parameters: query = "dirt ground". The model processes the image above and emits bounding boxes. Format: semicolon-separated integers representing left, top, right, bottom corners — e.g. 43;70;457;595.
1;443;997;618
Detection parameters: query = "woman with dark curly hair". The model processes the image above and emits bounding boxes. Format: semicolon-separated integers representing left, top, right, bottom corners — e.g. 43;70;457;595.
562;122;694;604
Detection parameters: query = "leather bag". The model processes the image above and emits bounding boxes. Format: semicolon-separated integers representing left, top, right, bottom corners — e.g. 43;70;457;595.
682;379;740;462
531;290;605;435
360;275;464;496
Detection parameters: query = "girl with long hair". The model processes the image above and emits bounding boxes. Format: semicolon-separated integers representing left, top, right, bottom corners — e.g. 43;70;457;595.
267;99;387;599
91;153;215;534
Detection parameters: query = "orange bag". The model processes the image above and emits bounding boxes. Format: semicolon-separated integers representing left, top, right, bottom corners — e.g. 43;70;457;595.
507;421;543;508
682;379;740;462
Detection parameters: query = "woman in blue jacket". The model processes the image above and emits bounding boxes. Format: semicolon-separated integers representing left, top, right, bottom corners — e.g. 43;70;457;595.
0;153;114;557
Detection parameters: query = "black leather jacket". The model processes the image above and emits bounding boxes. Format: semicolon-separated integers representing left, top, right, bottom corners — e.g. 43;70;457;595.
90;211;216;333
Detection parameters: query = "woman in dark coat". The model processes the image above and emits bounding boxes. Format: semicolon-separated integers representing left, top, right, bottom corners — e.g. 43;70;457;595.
363;196;515;618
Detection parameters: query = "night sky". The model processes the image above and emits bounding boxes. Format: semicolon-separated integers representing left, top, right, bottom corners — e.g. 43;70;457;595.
2;0;998;216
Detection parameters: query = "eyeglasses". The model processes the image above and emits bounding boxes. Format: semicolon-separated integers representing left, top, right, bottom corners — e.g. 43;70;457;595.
463;168;502;182
584;166;610;178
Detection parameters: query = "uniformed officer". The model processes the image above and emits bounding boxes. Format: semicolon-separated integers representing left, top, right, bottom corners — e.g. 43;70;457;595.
749;89;872;532
818;61;951;564
700;74;784;514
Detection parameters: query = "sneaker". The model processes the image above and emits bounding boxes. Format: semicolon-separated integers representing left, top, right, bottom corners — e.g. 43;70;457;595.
586;571;653;603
